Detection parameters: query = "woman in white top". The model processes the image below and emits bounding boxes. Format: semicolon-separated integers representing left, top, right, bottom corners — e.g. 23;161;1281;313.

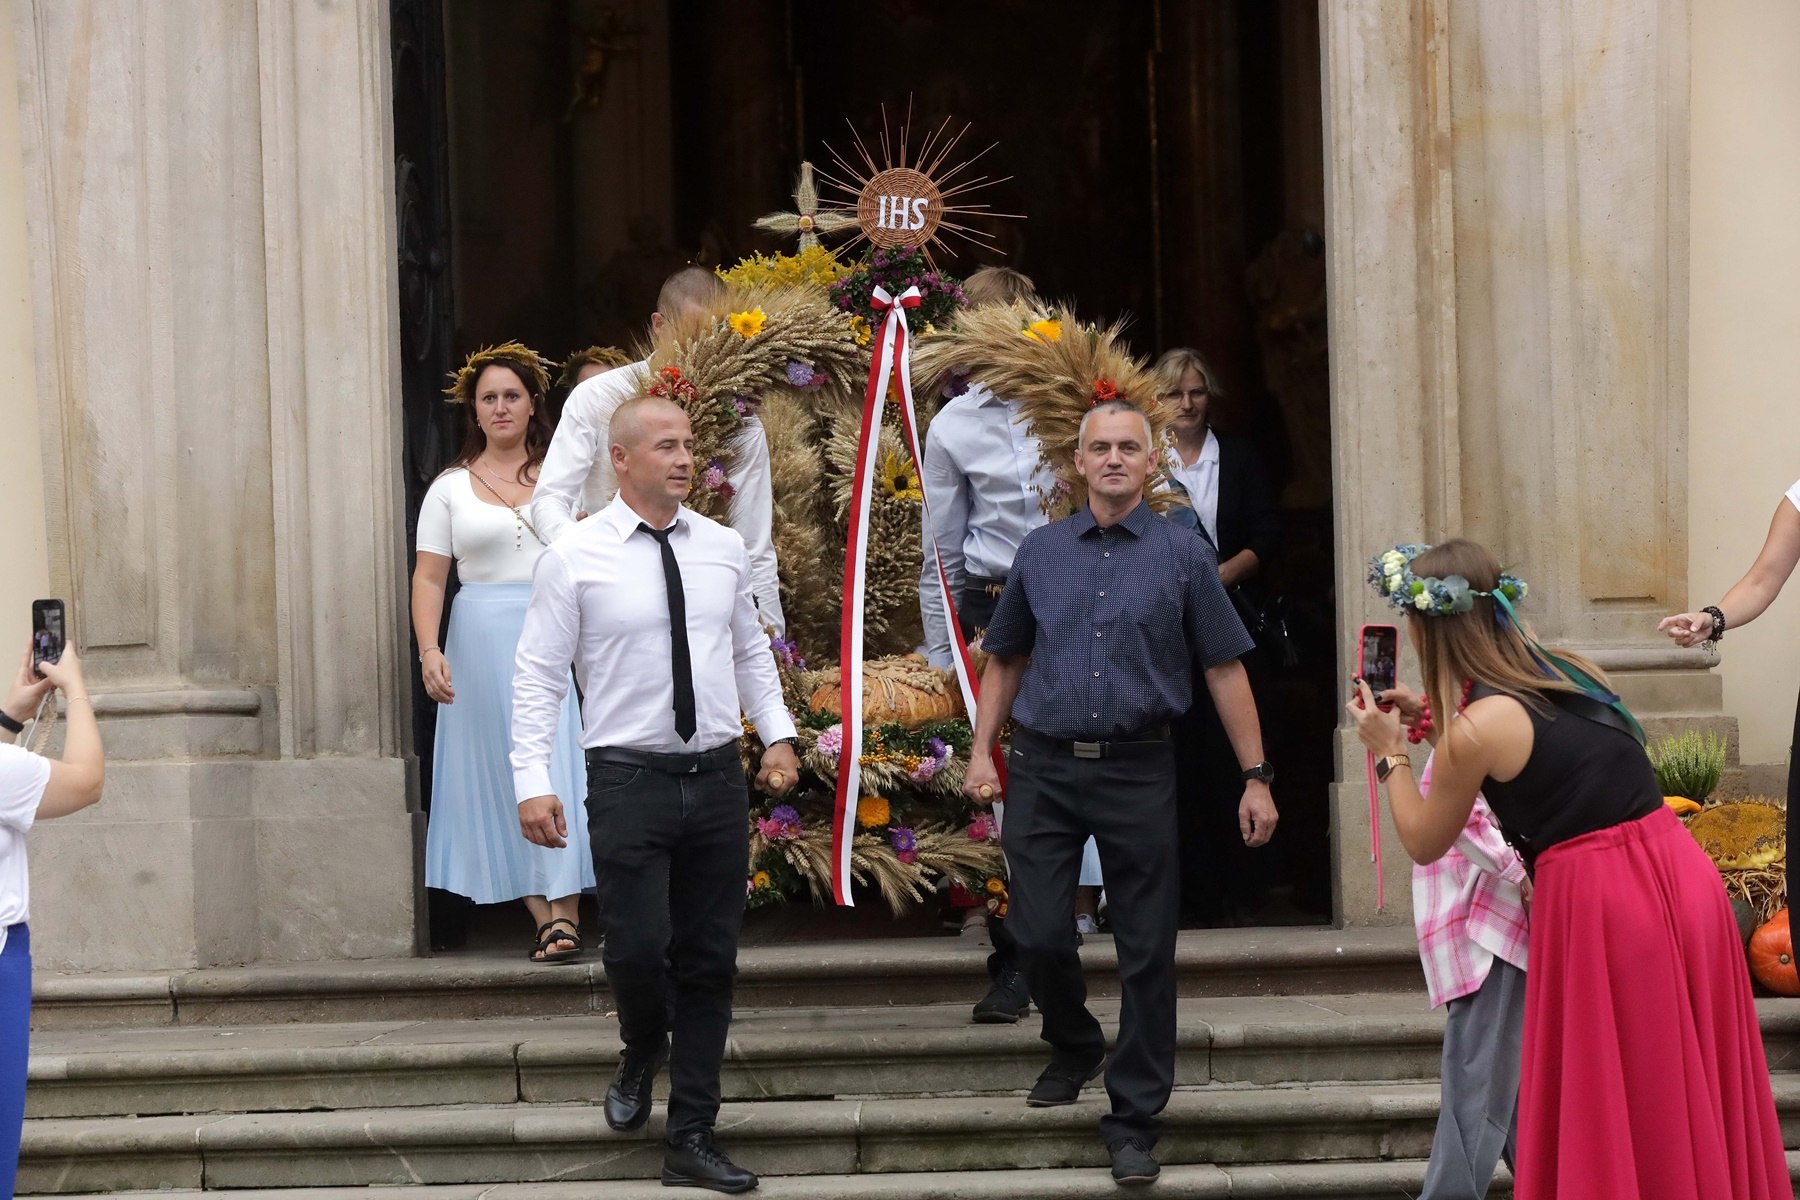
413;343;594;963
0;640;104;1189
1660;476;1800;895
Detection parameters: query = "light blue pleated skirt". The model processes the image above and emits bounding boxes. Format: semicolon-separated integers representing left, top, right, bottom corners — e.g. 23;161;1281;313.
425;582;594;904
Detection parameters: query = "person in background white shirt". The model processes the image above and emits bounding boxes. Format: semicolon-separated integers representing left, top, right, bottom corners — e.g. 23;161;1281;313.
0;640;104;1192
532;267;787;636
918;266;1105;1024
557;344;633;396
512;395;798;1194
412;343;594;964
1660;474;1800;897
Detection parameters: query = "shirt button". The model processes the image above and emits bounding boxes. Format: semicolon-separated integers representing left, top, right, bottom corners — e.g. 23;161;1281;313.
1103;551;1111;558
1093;671;1100;678
1095;631;1103;638
1098;590;1106;597
1092;712;1099;719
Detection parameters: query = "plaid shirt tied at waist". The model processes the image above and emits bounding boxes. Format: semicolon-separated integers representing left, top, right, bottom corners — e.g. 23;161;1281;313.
1414;754;1530;1008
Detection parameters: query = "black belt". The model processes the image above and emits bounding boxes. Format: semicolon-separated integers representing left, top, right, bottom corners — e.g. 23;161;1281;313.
1015;726;1171;761
965;574;1007;599
586;743;740;775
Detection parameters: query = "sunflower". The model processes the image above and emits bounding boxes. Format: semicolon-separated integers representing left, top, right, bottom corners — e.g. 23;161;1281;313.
856;794;892;828
1021;318;1062;344
728;308;767;339
751;870;773;890
878;449;923;502
849;315;872;347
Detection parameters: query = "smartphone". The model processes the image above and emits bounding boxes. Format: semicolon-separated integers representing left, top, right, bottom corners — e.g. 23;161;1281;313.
31;599;65;678
1357;623;1398;700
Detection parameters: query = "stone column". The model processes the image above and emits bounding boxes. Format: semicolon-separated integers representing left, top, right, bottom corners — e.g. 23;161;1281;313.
13;0;420;969
1322;0;1707;925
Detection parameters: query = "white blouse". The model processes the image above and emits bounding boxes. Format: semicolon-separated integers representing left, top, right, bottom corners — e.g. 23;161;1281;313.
416;468;548;584
1787;476;1800;515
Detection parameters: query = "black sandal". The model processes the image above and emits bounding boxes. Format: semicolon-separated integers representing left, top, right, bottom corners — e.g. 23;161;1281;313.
530;918;583;964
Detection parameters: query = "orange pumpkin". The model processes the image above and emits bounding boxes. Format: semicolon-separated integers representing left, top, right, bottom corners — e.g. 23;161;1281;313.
1748;909;1800;997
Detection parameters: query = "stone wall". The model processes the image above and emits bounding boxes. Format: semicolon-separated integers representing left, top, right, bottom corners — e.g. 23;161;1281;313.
13;0;420;969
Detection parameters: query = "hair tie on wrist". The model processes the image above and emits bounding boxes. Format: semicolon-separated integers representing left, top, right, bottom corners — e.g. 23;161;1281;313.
1701;605;1726;644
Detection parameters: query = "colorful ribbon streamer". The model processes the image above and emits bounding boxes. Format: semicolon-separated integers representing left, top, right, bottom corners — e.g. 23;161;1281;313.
831;284;991;906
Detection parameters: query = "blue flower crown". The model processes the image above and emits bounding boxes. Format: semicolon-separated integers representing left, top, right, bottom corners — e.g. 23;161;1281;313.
1367;543;1527;616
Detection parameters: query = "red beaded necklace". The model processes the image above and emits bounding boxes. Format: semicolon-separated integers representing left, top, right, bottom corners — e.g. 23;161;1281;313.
1407;679;1474;744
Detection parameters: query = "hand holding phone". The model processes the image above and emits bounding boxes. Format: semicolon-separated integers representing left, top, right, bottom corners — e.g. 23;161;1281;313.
1356;624;1398;708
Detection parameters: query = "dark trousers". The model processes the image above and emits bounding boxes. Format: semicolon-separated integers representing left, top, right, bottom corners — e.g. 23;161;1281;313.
956;583;1024;978
587;755;749;1139
1005;731;1180;1146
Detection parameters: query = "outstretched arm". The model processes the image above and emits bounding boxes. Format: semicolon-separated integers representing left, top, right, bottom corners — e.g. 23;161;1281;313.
1661;497;1800;644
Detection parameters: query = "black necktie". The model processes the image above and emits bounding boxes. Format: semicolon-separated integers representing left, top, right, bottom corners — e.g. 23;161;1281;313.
639;522;697;742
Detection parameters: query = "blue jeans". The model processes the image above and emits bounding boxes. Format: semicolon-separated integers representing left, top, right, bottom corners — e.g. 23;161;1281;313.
0;924;31;1192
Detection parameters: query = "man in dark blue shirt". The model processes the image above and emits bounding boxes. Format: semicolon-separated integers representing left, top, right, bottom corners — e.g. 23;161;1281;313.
963;399;1278;1185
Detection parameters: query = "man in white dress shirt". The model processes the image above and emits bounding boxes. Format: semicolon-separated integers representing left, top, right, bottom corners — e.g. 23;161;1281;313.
533;266;787;635
513;395;798;1194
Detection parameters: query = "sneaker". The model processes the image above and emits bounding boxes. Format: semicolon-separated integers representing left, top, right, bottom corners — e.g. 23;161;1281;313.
1075;913;1100;937
971;966;1030;1024
1026;1055;1106;1106
603;1038;667;1132
661;1130;759;1193
1108;1136;1160;1185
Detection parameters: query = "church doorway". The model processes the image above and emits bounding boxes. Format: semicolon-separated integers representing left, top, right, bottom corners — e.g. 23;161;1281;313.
395;0;1338;943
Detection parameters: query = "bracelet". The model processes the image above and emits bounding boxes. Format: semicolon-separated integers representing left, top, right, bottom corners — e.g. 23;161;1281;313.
65;695;91;707
420;647;441;659
1701;605;1726;644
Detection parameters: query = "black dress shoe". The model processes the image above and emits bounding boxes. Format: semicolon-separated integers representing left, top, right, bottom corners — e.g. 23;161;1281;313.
1025;1054;1106;1106
661;1130;759;1193
971;966;1030;1024
604;1039;668;1132
1108;1136;1160;1185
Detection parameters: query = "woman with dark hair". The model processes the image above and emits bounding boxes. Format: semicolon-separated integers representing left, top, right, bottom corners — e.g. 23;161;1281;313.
1153;348;1282;924
412;343;593;962
1350;539;1787;1199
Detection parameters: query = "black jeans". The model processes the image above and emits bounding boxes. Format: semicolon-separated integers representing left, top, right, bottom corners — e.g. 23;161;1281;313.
1004;729;1180;1146
586;754;749;1139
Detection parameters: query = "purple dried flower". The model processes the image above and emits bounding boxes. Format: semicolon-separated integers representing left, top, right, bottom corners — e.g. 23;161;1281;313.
817;724;843;760
890;826;916;854
786;360;813;387
704;462;726;490
770;804;800;826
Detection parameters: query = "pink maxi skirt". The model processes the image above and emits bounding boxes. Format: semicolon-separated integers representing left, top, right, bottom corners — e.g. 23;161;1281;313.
1517;805;1790;1199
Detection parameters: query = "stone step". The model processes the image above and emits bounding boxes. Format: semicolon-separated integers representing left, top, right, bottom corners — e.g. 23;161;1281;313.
28;994;1800;1121
29;928;1425;1030
26;995;1461;1119
18;1077;1800;1193
22;1160;1509;1199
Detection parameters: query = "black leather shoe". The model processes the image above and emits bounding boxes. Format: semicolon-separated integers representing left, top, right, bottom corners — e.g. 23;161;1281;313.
603;1039;667;1132
1026;1055;1106;1106
1108;1136;1160;1185
661;1130;759;1193
971;966;1030;1024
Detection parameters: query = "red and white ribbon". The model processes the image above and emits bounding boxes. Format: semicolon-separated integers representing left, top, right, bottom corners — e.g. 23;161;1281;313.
832;284;991;905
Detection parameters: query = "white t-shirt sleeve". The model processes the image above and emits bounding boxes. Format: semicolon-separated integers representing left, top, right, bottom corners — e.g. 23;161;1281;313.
1786;477;1800;515
416;473;457;558
0;744;50;833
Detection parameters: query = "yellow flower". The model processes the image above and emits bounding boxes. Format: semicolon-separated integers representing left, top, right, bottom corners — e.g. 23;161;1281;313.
728;308;767;339
751;870;772;890
878;449;922;502
856;794;891;828
1021;318;1062;344
984;876;1006;895
849;315;872;347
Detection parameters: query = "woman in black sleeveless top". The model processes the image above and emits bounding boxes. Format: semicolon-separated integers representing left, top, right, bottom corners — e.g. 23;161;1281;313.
1350;539;1787;1200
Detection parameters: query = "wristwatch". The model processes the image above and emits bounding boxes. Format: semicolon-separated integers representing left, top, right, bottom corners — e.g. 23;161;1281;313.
1375;753;1412;783
1240;761;1275;784
770;737;801;752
